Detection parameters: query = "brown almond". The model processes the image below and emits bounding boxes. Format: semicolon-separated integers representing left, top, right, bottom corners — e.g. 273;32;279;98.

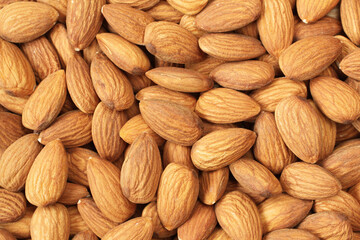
146;1;183;23
0;189;26;224
68;206;92;235
186;56;225;76
297;0;340;23
340;0;360;45
37;0;67;22
109;0;159;10
0;90;28;115
199;168;229;205
335;35;358;65
162;141;195;170
167;0;207;15
180;14;206;38
264;229;319;240
58;183;90;205
207;228;232;240
336;123;360;142
102;217;153;240
73;230;98;240
0;229;15;240
0;207;33;239
340;50;360;81
236;21;259;39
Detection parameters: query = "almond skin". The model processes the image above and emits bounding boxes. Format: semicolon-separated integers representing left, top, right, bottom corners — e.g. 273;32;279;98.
340;50;360;81
258;193;313;234
145;67;213;93
144;21;203;64
25;139;68;207
210;61;274;91
199;167;229;205
162;141;196;170
310;76;360;124
195;88;260;124
198;33;266;61
0;189;26;223
37;0;67;23
72;230;98;240
0;207;33;239
66;0;104;50
279;36;341;81
297;0;339;23
109;0;159;9
275;96;322;163
0;2;59;43
167;0;207;15
58;183;90;205
280;162;342;200
195;0;261;32
68;206;90;235
186;56;225;76
0;229;16;240
180;14;206;38
90;53;134;111
0;134;42;192
38;110;93;148
0;90;28;115
264;229;319;240
87;156;136;223
146;1;183;23
157;163;199;231
191;128;256;171
341;0;360;45
30;204;70;240
215;191;262;240
22;70;67;131
207;228;232;240
139;99;203;146
336;122;360;142
102;217;153;240
102;3;154;45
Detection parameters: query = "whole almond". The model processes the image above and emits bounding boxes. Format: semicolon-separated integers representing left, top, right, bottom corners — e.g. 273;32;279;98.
58;183;90;205
0;2;58;43
340;0;360;45
0;189;26;223
195;0;261;32
22;70;67;131
90;53;134;111
146;1;183;23
102;217;153;240
199;167;229;205
72;230;98;240
215;191;262;240
279;36;341;81
0;229;15;240
310;76;360;123
280;162;341;200
145;67;213;92
258;193;313;233
198;33;266;61
157;163;199;230
109;0;159;9
210;60;274;91
297;0;340;23
0;207;33;239
191;128;256;171
66;0;104;50
25;139;68;207
139;99;203;146
0;134;42;192
257;0;294;58
162;141;195;170
30;204;70;240
264;229;319;240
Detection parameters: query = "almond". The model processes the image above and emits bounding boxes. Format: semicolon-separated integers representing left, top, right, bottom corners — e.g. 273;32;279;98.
90;53;134;111
179;14;206;38
145;67;213;92
146;1;183;23
58;183;90;205
168;0;207;15
341;0;360;45
195;0;261;32
202;122;236;136
195;88;260;124
0;207;33;239
236;21;259;39
37;0;67;22
127;73;152;93
198;33;266;61
102;217;153;240
264;229;319;240
279;36;341;81
139;99;203;146
340;50;360;81
30;204;70;240
68;205;90;235
258;193;313;233
199;167;229;205
0;189;26;223
25;139;68;207
0;90;28;114
0;2;58;43
109;0;159;9
191;128;256;171
280;162;342;200
66;0;104;50
162;141;195;170
0;134;42;192
72;230;98;240
335;35;358;65
186;56;225;76
297;0;340;23
157;163;199;230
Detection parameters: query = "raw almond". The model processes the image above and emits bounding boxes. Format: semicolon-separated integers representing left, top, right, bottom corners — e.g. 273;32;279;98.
0;207;33;239
335;35;358;64
102;217;153;240
167;0;207;15
58;183;90;205
162;141;195;170
146;1;183;23
127;73;152;93
186;56;225;76
264;229;319;240
340;50;360;81
199;167;229;205
0;189;26;223
297;0;340;23
109;0;159;9
340;0;360;45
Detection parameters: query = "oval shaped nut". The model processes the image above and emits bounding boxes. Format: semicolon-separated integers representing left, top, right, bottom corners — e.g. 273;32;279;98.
264;229;319;240
0;207;33;239
310;76;360;123
0;189;26;224
298;211;353;240
257;0;294;58
146;1;183;23
191;128;256;171
0;134;42;192
102;3;154;45
0;229;16;240
22;70;67;131
215;191;262;240
0;38;35;97
38;110;93;148
136;85;197;111
210;60;274;91
314;191;360;231
297;0;339;23
275;96;322;163
258;193;313;234
180;15;206;38
57;183;89;205
144;21;203;64
195;0;261;32
341;0;360;45
25;139;68;207
145;67;213;93
168;0;207;15
87;156;136;223
0;2;59;43
340;50;360;81
66;0;104;50
229;158;282;204
251;77;307;112
279;36;341;81
199;168;229;205
139;99;203;146
157;163;199;231
102;217;153;240
30;204;70;240
90;53;134;111
97;33;150;75
199;33;266;62
195;88;260;124
280;162;342;200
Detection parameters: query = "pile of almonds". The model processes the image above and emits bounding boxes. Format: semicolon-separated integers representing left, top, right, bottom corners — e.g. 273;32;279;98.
1;0;360;239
